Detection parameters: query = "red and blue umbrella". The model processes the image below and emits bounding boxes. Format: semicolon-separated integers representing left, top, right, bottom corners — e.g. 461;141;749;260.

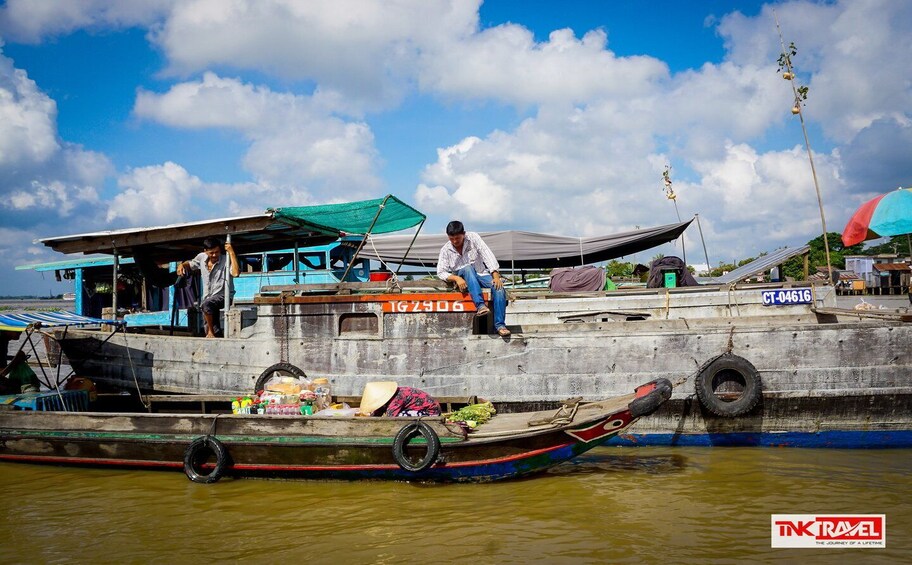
842;186;912;246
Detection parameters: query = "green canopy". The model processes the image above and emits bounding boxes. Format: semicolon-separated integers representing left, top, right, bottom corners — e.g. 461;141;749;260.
271;195;425;235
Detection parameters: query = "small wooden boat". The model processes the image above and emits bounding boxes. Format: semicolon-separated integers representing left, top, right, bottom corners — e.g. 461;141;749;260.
0;379;671;483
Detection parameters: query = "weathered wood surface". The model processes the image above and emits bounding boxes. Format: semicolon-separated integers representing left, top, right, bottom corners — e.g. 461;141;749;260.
44;283;912;440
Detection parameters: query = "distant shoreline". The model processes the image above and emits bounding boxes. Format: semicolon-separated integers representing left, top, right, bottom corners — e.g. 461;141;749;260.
0;298;72;311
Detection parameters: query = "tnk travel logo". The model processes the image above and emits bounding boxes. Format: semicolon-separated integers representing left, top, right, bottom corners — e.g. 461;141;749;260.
771;514;886;548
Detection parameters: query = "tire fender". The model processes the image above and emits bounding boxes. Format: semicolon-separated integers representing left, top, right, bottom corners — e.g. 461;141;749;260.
694;354;762;417
392;421;441;472
254;362;308;393
628;378;673;418
184;436;230;484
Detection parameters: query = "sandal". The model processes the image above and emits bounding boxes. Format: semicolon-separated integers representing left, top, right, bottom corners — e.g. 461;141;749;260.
475;305;491;317
497;326;511;337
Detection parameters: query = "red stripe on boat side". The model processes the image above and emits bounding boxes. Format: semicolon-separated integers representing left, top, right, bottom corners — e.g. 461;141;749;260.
0;442;577;473
0;454;182;468
231;442;576;472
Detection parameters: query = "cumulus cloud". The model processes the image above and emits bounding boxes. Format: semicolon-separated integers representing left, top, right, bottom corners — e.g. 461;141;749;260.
134;72;382;200
0;47;112;226
0;0;175;43
419;25;669;107
150;0;480;110
718;0;912;144
1;0;910;287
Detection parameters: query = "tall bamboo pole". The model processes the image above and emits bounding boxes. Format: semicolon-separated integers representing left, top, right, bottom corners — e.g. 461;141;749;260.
775;12;833;284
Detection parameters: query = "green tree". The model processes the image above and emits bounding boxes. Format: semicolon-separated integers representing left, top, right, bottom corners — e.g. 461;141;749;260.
782;232;865;279
861;235;912;256
606;260;633;278
710;262;738;278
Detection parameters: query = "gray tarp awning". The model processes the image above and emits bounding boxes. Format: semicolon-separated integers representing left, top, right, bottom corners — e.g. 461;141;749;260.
36;195;424;262
356;219;693;270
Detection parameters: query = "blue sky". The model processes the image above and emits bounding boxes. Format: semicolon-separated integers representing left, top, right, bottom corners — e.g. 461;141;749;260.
1;0;910;295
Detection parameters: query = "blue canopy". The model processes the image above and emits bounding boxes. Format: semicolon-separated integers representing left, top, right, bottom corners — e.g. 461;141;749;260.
0;311;120;333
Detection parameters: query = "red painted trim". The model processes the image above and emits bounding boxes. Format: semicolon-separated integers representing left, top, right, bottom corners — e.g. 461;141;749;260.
230;442;575;472
0;442;579;474
0;454;182;468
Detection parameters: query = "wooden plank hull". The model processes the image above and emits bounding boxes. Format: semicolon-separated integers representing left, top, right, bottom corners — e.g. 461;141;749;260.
0;387;666;482
49;288;912;448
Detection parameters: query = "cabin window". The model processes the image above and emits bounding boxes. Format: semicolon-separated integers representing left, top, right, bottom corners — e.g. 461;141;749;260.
298;252;326;271
339;313;379;335
265;253;294;272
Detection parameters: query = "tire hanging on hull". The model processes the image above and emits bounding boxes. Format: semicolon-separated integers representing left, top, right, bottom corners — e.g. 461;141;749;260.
694;353;762;417
392;421;441;472
184;436;231;483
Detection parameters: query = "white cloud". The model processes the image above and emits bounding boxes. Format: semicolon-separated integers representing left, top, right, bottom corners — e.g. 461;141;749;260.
0;52;59;166
150;0;480;110
108;162;202;225
718;0;912;143
0;0;175;43
0;48;112;219
419;25;669;106
107;161;330;226
134;72;382;199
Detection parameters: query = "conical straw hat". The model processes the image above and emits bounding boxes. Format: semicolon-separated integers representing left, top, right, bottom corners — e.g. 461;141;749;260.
359;381;398;415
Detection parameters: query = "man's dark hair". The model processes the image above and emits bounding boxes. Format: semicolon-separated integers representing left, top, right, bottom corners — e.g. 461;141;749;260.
445;221;465;236
202;237;223;251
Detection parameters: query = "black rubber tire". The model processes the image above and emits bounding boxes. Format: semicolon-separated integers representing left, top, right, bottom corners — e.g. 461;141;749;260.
695;354;762;417
254;362;308;393
183;436;230;484
392;421;441;472
629;378;673;418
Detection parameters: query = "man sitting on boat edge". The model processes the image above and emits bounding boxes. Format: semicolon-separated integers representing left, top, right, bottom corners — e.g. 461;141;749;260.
176;238;240;338
436;220;510;337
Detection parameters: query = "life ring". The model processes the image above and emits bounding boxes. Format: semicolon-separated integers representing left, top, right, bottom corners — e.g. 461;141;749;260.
694;354;762;417
628;378;673;418
392;421;441;472
254;362;308;393
183;436;230;483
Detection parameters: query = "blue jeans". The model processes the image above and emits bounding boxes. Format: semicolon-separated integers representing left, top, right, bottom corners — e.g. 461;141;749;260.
457;266;507;329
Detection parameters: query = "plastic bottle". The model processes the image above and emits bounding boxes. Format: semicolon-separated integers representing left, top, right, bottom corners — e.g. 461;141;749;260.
313;378;331;411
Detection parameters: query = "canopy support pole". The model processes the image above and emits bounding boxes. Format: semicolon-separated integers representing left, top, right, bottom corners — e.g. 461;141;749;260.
112;247;119;318
695;214;711;276
340;195;392;283
394;218;426;276
293;240;300;284
225;233;232;312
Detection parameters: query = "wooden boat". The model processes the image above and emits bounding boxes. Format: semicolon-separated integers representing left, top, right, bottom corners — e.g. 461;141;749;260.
24;196;912;448
0;379;672;483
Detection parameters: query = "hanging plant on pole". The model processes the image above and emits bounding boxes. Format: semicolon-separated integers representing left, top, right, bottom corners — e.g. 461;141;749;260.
775;15;834;284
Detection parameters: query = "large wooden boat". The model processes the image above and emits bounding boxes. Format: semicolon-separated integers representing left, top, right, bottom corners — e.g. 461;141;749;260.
26;196;912;449
0;380;671;483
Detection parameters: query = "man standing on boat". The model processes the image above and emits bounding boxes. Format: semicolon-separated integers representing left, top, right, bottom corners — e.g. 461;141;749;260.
176;238;240;338
437;221;510;336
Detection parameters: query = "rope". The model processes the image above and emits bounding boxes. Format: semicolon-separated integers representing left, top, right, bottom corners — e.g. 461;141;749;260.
207;413;220;438
366;234;403;293
280;293;289;363
123;327;151;412
22;325;68;411
724;282;742;317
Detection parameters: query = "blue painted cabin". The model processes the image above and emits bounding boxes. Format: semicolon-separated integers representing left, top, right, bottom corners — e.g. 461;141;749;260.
18;237;371;331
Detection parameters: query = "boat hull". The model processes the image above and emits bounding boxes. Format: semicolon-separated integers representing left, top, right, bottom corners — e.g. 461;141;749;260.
49;287;912;449
0;388;663;482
